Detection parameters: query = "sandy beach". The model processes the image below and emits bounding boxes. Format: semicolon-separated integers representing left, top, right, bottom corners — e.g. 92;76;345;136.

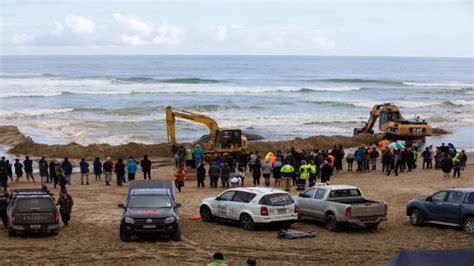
1;156;472;265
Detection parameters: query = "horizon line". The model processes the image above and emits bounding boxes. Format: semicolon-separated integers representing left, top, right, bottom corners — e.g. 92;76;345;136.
1;54;473;59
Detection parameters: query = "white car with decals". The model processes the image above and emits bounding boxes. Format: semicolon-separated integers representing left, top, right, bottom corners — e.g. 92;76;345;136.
199;187;298;230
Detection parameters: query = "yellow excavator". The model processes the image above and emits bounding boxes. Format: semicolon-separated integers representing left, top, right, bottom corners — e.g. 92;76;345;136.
165;106;248;153
354;103;432;144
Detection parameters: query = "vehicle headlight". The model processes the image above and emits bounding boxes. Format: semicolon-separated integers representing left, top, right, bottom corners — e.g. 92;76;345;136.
164;217;176;224
124;217;134;224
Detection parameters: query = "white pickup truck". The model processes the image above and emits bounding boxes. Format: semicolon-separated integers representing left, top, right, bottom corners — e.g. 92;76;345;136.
293;185;387;231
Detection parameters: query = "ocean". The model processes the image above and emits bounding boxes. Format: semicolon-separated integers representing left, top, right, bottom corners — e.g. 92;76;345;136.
0;55;473;150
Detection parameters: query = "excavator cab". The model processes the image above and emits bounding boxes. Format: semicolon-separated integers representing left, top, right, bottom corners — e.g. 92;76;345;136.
215;129;243;151
379;110;401;126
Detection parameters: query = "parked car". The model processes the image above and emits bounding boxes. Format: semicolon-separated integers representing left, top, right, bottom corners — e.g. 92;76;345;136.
118;180;182;241
200;187;298;230
7;189;60;236
406;188;474;234
293;185;387;231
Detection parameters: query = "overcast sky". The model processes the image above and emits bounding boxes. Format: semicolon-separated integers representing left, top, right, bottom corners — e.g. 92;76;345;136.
1;0;472;57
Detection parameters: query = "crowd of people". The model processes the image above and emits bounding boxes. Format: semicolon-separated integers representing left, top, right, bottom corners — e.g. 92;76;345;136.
173;141;468;193
0;154;153;192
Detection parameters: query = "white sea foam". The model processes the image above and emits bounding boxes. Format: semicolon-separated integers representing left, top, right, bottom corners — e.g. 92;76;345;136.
403;81;474;87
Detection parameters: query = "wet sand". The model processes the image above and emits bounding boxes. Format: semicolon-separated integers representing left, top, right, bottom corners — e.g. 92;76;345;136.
1;157;473;265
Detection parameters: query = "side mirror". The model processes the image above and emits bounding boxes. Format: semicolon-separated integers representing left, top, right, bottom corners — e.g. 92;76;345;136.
299;193;303;197
175;203;182;208
215;196;220;201
118;203;125;208
425;196;432;202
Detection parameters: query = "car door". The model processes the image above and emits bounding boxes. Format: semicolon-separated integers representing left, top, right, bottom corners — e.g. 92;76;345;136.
229;191;252;220
442;191;464;224
298;188;317;216
424;191;448;221
312;188;327;220
216;191;236;219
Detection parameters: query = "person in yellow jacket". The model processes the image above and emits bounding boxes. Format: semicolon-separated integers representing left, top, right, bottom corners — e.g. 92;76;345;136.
297;161;311;191
308;160;317;187
280;162;295;192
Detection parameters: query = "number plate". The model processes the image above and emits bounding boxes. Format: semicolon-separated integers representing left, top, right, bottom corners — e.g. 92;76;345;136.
30;224;41;229
142;225;156;229
277;208;287;214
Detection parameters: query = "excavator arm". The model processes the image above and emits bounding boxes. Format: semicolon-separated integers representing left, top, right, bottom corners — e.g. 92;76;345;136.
165;106;220;150
362;104;382;133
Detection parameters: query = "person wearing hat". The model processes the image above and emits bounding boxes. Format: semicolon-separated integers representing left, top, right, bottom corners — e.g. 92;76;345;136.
56;189;74;227
208;252;227;266
297;160;310;190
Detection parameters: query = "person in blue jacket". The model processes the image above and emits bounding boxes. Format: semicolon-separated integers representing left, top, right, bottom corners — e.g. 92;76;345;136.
79;158;89;185
354;146;364;172
62;157;73;185
194;144;204;168
127;156;138;181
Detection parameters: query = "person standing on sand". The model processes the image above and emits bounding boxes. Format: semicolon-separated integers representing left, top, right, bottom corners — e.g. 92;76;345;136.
127;156;138;182
49;160;58;189
185;147;194;169
208;162;221;188
93;157;102;181
79;158;90;185
220;162;231;188
0;162;8;192
5;160;13;184
55;163;66;190
385;151;398;176
196;163;206;188
370;148;379;171
140;155;152;180
103;157;113;186
354;146;364;172
14;158;23;182
440;154;453;179
194;144;204;169
252;163;261;186
0;192;8;228
452;153;461;178
56;189;73;227
320;160;333;184
421;147;432;170
460;150;467;171
261;160;272;187
62;158;73;185
174;167;186;192
24;156;35;182
272;158;282;187
280;162;294;192
39;156;49;184
115;158;126;186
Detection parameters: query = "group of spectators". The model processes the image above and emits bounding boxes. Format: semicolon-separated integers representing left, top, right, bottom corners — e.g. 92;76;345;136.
0;154;154;191
174;141;469;193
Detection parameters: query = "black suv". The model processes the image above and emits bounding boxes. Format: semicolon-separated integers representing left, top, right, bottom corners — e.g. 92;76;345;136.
7;189;60;236
118;180;182;241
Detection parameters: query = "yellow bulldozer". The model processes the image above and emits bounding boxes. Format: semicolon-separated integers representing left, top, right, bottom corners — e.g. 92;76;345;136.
165;106;248;153
354;103;432;144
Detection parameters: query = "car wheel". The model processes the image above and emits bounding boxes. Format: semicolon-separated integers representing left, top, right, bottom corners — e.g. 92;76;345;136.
51;229;60;236
240;214;255;230
8;227;16;237
366;223;379;230
119;224;131;242
463;217;474;234
280;221;293;229
200;206;213;222
410;209;424;226
325;214;340;232
171;225;182;241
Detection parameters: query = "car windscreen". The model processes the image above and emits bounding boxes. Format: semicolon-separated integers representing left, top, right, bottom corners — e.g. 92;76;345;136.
258;193;294;206
329;189;362;198
16;198;56;212
128;195;173;208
